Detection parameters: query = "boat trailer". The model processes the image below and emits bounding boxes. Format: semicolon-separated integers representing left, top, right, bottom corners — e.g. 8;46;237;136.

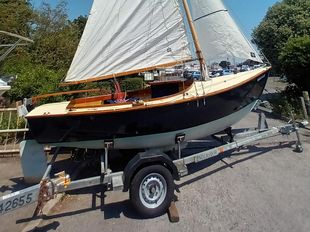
0;112;307;219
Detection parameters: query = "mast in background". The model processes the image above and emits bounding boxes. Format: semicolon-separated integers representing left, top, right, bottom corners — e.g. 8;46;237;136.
181;0;208;80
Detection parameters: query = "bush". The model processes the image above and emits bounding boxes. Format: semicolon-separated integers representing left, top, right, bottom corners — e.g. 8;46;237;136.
85;81;112;94
269;85;303;118
1;59;65;101
279;36;310;92
120;77;144;92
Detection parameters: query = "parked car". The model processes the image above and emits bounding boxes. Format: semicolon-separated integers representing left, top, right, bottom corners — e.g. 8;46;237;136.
240;65;250;72
191;71;201;80
222;69;233;75
183;70;201;80
210;70;223;77
210;69;233;78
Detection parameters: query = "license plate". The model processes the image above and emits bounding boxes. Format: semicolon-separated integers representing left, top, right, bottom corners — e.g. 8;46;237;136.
0;187;39;215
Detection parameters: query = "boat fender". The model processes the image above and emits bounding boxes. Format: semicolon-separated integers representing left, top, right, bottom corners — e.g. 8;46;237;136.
123;151;179;192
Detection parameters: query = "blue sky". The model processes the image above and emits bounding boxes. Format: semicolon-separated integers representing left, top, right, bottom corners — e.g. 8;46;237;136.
31;0;278;38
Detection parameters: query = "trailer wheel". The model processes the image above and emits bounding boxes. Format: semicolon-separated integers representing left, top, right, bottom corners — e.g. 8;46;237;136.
130;165;174;217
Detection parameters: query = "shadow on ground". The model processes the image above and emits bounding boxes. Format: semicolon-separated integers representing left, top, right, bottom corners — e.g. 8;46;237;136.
0;177;30;194
178;141;295;189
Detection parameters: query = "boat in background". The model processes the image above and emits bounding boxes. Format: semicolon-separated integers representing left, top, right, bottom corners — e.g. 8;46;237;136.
0;31;33;96
26;0;271;150
0;79;10;96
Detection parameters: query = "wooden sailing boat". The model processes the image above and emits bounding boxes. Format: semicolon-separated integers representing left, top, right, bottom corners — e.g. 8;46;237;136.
26;0;271;149
0;80;10;96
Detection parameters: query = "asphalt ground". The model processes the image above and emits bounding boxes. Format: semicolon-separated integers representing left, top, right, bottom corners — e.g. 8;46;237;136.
0;157;35;232
1;77;310;232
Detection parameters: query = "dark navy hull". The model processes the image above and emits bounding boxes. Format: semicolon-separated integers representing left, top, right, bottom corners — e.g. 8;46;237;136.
27;71;269;148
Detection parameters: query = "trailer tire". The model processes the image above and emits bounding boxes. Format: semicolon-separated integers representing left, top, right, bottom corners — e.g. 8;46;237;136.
130;165;174;218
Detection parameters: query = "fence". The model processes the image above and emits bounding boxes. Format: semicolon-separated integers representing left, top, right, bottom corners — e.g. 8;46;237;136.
0;107;28;155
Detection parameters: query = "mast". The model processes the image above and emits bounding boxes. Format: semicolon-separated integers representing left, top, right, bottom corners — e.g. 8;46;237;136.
181;0;207;79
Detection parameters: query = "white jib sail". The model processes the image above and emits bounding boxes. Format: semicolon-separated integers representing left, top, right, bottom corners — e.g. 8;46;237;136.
65;0;192;83
188;0;263;65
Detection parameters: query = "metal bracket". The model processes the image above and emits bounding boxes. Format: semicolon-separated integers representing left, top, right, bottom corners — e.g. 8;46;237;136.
102;140;114;176
175;133;187;175
54;171;71;189
175;133;185;160
258;112;269;131
104;140;114;149
290;112;303;153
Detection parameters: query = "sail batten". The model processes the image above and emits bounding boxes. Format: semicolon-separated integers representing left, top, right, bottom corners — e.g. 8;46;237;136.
64;0;192;84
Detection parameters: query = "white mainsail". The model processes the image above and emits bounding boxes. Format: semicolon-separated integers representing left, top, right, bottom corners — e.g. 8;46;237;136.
188;0;263;65
65;0;192;84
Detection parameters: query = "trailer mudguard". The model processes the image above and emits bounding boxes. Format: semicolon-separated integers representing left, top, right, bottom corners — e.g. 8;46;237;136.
123;151;179;192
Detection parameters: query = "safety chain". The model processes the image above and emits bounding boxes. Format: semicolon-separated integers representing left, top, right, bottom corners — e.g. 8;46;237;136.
33;179;55;217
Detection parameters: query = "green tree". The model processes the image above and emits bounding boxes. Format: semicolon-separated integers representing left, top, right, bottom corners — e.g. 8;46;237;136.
0;0;33;39
3;61;63;100
279;36;310;91
253;0;310;73
72;15;87;38
30;1;80;71
0;0;33;60
0;0;88;102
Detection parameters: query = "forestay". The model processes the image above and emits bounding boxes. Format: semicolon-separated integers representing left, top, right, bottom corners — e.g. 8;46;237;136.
189;0;263;64
65;0;192;84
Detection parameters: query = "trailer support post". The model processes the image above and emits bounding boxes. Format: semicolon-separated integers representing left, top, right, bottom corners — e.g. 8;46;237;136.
103;140;114;174
258;112;268;131
175;133;185;159
175;134;188;176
